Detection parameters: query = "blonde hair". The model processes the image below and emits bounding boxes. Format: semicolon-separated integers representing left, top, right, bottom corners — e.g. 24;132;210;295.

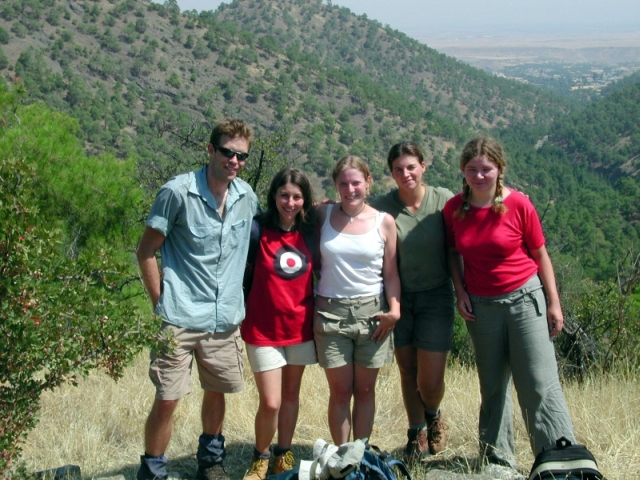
455;137;507;220
332;155;373;194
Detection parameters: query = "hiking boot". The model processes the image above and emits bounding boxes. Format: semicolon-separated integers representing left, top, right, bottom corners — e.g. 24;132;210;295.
137;454;168;480
244;457;270;480
196;463;229;480
403;427;429;463
426;411;447;454
273;450;295;474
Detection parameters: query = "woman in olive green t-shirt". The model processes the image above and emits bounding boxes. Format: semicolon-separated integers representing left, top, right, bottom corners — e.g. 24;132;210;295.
369;141;454;462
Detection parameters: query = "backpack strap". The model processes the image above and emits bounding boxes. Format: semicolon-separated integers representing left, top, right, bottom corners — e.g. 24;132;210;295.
357;451;394;480
380;458;412;480
363;446;412;480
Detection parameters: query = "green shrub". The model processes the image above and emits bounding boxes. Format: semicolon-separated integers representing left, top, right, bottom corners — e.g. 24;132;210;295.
166;72;181;88
0;84;162;476
0;26;9;44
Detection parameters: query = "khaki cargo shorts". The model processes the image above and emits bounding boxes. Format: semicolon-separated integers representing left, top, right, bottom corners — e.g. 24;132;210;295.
314;294;394;369
149;322;245;400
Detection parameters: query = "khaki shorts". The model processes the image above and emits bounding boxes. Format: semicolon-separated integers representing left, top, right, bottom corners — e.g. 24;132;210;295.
246;340;318;373
149;322;245;400
314;294;394;369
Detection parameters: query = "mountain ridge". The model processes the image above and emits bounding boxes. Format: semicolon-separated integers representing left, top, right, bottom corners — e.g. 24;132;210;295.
0;0;638;279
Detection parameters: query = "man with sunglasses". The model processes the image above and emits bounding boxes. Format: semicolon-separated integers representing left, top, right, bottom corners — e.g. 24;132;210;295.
136;119;258;480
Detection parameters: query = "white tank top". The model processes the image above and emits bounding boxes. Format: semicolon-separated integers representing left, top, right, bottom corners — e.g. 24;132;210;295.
315;204;385;298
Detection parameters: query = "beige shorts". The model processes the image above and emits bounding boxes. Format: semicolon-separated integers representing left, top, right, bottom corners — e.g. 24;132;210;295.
149;322;245;400
246;340;318;373
314;294;394;369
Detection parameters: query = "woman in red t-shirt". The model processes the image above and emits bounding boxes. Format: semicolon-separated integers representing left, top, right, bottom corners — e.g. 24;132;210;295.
443;137;576;469
241;168;318;480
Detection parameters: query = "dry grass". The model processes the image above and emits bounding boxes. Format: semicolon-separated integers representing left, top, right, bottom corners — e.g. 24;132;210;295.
19;353;639;479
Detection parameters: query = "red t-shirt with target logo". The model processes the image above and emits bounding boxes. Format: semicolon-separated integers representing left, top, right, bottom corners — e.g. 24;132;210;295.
241;227;315;346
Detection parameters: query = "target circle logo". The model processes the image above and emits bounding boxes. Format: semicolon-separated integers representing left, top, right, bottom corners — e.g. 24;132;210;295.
274;245;309;279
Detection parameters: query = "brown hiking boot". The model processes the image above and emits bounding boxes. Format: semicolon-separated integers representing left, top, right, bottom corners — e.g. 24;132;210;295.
404;427;429;463
426;411;447;454
244;457;270;480
273;450;295;474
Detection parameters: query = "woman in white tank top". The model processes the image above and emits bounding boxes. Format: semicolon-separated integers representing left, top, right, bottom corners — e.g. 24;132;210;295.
314;155;401;445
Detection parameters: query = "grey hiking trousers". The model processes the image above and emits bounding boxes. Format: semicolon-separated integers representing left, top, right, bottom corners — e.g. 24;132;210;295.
466;275;575;466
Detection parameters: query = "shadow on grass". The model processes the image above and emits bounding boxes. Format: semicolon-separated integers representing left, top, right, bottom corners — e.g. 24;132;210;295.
387;446;529;478
92;442;317;480
55;443;526;480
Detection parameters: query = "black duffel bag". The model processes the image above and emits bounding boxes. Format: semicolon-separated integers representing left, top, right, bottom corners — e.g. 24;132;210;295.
528;437;603;480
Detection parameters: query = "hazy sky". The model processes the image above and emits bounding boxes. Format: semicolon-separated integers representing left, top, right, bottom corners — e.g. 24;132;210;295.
174;0;640;36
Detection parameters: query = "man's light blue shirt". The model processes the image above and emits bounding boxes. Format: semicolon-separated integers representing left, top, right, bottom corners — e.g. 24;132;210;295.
146;166;258;332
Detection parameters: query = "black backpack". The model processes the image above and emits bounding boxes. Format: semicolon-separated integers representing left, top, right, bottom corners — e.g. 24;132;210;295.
528;437;602;480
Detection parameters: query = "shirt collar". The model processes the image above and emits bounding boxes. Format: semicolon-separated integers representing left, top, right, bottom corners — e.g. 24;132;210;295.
190;165;248;209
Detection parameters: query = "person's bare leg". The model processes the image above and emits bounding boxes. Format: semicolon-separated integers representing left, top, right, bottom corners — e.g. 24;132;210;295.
253;368;283;453
416;350;447;412
417;349;448;453
202;390;226;435
277;365;306;449
352;365;380;441
324;364;355;444
394;346;425;426
145;399;179;456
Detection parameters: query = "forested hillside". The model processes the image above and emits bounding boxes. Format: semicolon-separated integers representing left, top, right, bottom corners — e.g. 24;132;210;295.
0;0;638;282
2;2;639;471
550;81;640;179
492;79;640;279
0;0;573;188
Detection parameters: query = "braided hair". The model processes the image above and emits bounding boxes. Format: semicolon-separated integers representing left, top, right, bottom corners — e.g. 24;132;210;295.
454;137;508;220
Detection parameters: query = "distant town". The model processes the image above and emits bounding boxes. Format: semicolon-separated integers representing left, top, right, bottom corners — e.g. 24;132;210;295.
497;62;640;94
417;26;640;97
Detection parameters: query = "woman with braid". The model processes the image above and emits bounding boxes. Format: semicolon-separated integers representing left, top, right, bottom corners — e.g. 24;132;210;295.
443;137;575;468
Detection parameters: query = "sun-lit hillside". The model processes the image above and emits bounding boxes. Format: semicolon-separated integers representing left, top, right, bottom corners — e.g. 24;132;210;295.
22;353;640;479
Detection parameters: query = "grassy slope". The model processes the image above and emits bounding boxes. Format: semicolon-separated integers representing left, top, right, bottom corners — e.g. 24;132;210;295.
22;352;639;479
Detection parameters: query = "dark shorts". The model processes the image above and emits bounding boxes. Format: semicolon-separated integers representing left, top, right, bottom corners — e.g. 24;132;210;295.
393;281;455;351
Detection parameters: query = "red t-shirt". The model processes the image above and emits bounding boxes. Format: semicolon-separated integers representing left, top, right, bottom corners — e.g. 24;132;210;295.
241;227;314;346
443;191;545;296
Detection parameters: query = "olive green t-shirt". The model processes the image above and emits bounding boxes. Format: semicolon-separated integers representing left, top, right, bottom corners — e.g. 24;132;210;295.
370;185;453;292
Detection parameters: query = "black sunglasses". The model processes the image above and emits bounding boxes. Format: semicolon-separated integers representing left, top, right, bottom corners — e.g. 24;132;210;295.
214;145;249;161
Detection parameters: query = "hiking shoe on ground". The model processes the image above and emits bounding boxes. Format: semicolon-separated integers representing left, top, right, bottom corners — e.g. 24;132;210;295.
426;411;447;454
137;455;168;480
196;463;229;480
404;427;429;463
244;457;270;480
273;450;295;474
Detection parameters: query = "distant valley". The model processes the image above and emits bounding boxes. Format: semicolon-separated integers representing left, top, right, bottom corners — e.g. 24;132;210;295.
0;0;638;281
414;27;640;95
